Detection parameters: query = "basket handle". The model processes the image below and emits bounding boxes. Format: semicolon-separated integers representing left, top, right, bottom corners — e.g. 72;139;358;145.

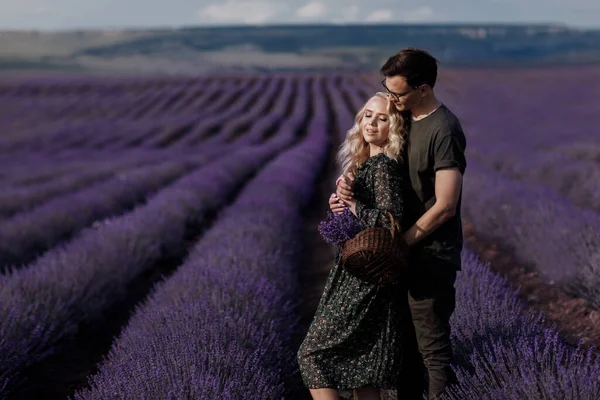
386;212;402;239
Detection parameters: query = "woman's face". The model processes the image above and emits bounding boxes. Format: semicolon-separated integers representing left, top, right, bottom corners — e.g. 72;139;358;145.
361;96;391;148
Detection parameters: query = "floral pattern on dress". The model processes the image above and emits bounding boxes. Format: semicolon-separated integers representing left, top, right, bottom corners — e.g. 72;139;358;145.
297;153;405;389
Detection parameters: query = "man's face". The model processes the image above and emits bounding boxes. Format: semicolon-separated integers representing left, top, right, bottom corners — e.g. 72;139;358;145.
382;75;423;112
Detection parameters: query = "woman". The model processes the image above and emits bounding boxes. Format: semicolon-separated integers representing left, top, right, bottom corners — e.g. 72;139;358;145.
297;92;408;400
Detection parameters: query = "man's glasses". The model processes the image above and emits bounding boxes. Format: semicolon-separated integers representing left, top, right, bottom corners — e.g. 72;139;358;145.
381;79;419;100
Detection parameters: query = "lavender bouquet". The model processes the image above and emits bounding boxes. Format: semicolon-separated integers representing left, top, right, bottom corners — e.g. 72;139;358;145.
318;208;364;247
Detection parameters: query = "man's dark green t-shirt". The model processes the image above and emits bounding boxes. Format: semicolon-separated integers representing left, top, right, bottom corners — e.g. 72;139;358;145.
402;104;467;270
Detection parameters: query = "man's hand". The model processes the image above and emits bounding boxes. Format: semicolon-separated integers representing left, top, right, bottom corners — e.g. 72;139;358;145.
336;172;355;203
403;167;463;247
328;193;346;214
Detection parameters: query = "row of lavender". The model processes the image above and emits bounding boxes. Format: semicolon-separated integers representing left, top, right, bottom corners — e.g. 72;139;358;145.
447;251;600;399
0;76;309;272
0;150;193;213
0;75;312;397
449;68;600;150
466;144;600;213
74;80;330;399
0;139;297;397
0;75;306;255
0;153;209;269
437;70;600;309
0;76;248;124
0;75;286;153
461;161;600;308
0;76;289;174
0;73;350;398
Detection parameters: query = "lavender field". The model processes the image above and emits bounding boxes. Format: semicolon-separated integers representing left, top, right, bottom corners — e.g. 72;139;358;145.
1;69;599;400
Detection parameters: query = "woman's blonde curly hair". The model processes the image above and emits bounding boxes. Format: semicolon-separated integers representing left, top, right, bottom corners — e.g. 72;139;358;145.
336;92;407;176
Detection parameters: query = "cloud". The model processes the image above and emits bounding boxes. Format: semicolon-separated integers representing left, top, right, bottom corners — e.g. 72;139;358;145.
331;5;359;23
296;1;327;19
399;6;438;22
342;5;359;20
198;0;281;24
365;9;393;23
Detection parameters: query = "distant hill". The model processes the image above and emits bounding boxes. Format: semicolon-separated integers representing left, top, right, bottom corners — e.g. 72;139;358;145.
1;24;599;76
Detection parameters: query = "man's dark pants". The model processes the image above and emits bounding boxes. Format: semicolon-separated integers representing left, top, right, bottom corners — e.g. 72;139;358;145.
396;253;458;400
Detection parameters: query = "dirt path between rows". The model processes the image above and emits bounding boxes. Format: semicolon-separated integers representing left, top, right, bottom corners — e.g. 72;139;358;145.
463;219;600;348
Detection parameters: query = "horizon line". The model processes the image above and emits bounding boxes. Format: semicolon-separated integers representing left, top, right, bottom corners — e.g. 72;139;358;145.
2;21;599;34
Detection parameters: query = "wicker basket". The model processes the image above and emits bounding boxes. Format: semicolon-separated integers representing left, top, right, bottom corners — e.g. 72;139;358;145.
340;214;408;287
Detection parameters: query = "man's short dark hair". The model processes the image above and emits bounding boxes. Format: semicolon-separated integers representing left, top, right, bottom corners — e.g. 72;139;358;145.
380;48;439;88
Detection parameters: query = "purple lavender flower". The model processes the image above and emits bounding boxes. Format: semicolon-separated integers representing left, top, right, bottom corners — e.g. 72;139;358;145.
318;208;363;247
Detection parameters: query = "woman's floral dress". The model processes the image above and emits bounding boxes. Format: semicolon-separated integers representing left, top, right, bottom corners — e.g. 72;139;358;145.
297;153;405;389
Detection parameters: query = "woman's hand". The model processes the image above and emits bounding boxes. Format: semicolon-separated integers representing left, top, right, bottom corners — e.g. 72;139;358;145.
329;193;346;214
336;172;355;203
343;197;357;216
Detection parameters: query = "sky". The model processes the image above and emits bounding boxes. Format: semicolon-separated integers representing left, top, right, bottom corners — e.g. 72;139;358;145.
1;0;599;31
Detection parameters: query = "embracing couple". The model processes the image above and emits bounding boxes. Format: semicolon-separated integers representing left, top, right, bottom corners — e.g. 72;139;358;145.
297;48;467;400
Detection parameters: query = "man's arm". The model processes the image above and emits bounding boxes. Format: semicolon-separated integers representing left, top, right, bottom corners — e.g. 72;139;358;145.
402;167;462;247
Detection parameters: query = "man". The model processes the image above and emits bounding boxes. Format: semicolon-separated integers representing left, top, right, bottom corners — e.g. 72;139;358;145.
330;48;467;399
